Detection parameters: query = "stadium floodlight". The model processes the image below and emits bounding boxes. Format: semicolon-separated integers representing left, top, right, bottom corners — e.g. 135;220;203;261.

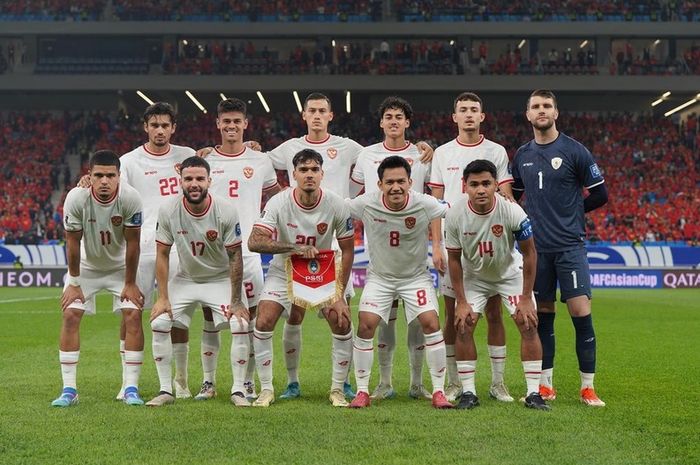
664;96;699;117
332;40;336;47
293;91;303;113
579;40;588;49
653;39;661;46
182;39;188;45
257;91;271;113
449;40;455;46
136;90;154;105
185;90;207;114
651;91;672;107
346;91;351;113
518;39;526;49
219;93;227;101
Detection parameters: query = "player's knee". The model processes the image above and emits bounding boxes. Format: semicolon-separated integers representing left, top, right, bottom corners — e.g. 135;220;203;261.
122;309;142;331
287;307;304;325
151;316;172;333
62;309;83;330
255;312;276;332
418;314;440;333
484;304;503;325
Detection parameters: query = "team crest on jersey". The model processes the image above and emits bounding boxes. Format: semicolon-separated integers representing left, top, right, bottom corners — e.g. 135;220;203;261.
551;157;562;170
206;230;218;241
307;259;320;274
317;223;328;234
327;148;338;159
243;167;254;179
111;216;123;226
491;224;504;237
174;163;182;174
405;217;416;229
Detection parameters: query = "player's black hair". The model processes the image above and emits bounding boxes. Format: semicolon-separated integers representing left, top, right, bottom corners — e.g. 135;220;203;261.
217;98;247;117
89;150;120;170
527;89;558;109
180;156;211;175
304;92;332;111
453;92;484;112
292;149;324;168
143;102;177;124
377;96;413;121
377;155;411;181
463;159;497;182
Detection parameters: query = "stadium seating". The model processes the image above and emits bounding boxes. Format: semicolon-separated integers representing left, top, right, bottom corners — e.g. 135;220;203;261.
1;110;697;244
2;0;697;22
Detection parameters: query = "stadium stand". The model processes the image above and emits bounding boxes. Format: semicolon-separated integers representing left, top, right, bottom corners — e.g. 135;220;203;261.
394;0;700;22
1;0;697;22
1;110;697;245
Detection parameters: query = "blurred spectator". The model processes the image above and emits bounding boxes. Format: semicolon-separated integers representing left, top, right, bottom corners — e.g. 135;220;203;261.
0;0;104;20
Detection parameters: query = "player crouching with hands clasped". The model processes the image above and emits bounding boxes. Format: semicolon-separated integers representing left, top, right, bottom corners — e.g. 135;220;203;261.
445;160;549;411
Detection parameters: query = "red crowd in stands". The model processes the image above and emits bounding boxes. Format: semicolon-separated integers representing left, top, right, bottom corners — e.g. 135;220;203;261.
0;0;103;19
1;110;698;245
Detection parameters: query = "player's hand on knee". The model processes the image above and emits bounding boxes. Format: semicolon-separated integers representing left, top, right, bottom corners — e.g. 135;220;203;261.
150;298;172;322
454;300;474;334
294;245;319;259
329;299;351;332
195;147;214;159
77;174;91;188
515;296;537;330
228;301;249;327
244;140;262;151
61;285;85;311
121;283;145;310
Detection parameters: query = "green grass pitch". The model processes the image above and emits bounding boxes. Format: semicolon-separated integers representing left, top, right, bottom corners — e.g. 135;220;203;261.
0;287;698;465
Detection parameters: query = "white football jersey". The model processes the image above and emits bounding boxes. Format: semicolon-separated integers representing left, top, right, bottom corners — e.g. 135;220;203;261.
445;195;531;282
120;144;196;250
428;136;512;206
351;142;430;196
156;193;241;283
207;146;278;256
268;134;363;199
348;192;448;280
254;188;354;273
63;184;143;272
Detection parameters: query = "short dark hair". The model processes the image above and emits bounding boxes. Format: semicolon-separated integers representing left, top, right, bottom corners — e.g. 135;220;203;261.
217;98;247;117
180;156;210;175
378;155;411;181
292;149;324;168
143;102;176;124
89;150;120;170
378;96;413;120
453;92;484;112
304;92;332;111
527;89;558;110
463;159;497;182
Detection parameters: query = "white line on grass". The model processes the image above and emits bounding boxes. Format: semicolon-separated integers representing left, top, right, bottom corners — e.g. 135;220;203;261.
0;296;57;304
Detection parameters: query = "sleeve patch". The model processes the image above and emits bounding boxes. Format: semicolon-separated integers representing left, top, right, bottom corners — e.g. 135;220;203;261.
589;163;602;179
130;212;143;226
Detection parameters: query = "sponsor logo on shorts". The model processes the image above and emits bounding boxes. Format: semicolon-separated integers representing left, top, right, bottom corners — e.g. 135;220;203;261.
243;167;254;178
317;222;328;234
206;230;218;241
491;224;504;237
405;216;416;229
327;148;338;159
111;216;123;226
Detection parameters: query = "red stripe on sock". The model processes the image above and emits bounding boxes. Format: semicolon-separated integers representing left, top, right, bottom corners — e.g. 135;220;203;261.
353;345;374;352
253;333;272;340
231;331;248;335
203;329;219;333
458;370;475;374
60;361;78;365
425;338;444;347
446;354;455;358
125;362;143;365
490;356;506;359
152;329;170;334
525;371;542;375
